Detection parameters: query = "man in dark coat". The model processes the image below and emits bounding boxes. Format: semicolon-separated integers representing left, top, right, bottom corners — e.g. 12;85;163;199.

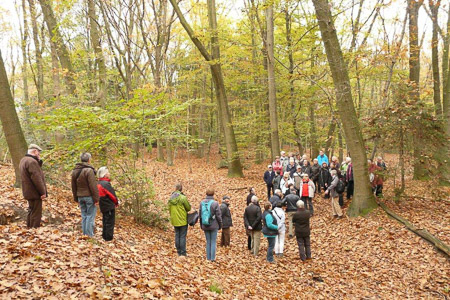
269;189;283;209
220;196;233;247
346;158;354;200
310;159;320;193
71;153;99;237
19;144;47;228
292;200;311;261
318;162;331;196
263;165;276;200
246;187;255;206
284;187;300;238
244;196;262;256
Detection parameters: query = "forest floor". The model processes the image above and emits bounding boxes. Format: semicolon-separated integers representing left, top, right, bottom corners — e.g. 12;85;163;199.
0;153;449;299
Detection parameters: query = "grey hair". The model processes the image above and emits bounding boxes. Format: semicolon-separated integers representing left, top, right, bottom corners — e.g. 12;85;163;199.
296;200;305;208
346;157;351;162
377;156;383;160
251;196;259;204
175;183;182;191
80;152;92;162
330;170;337;176
274;189;281;195
313;158;318;162
98;166;109;178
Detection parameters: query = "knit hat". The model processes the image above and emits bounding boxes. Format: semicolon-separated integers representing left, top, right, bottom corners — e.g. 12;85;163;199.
98;166;109;178
28;144;42;151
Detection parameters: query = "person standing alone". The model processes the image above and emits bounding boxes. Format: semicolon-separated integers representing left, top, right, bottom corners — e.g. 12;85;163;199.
19;144;47;228
71;153;99;236
168;183;191;256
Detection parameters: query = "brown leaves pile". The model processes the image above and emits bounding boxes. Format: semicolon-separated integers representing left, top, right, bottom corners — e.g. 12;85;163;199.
0;153;448;299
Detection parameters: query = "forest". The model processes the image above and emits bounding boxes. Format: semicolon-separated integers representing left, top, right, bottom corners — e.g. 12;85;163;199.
0;0;449;298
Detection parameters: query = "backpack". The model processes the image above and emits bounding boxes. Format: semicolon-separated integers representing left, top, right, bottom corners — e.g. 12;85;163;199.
336;179;345;194
201;200;215;226
187;210;199;226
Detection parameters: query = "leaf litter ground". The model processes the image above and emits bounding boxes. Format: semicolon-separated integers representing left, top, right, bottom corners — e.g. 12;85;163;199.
0;154;449;299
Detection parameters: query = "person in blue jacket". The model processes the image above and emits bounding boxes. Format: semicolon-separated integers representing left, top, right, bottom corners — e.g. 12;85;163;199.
262;201;278;263
317;150;329;166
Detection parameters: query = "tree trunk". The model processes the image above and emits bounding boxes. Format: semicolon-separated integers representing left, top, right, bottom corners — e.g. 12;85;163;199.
156;139;165;161
88;0;107;107
312;0;376;217
430;0;442;116
0;51;28;186
20;0;30;106
409;0;427;180
28;0;44;103
442;6;450;108
38;0;76;94
325;118;336;155
338;127;343;162
266;3;280;161
310;52;319;159
169;0;243;177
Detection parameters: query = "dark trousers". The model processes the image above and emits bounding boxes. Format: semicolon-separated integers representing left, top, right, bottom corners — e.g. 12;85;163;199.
266;184;274;200
27;199;42;228
267;237;276;262
301;196;314;216
296;235;311;261
102;209;115;241
221;227;231;246
247;235;252;250
375;185;383;196
174;225;188;256
346;180;354;199
338;193;344;207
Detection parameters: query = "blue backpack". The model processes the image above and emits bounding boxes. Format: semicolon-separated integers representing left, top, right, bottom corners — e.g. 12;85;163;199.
201;200;214;226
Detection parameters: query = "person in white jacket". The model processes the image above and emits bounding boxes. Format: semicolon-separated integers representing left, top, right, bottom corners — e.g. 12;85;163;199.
272;200;286;257
280;173;294;195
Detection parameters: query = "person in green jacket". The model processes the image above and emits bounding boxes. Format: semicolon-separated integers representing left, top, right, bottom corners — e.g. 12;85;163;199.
168;183;191;256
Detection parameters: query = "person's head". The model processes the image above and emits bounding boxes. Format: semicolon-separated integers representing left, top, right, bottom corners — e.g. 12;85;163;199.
330;169;337;176
296;200;305;210
332;156;338;162
98;166;110;179
377;156;383;162
267;164;273;171
303;160;308;166
302;174;309;181
346;157;351;163
251;195;259;204
289;158;295;165
322;162;328;168
80;152;92;163
274;189;282;197
319;150;324;156
275;156;280;160
281;151;286;157
290;186;296;194
27;144;42;159
368;159;372;164
302;154;307;160
264;201;272;211
175;183;183;192
330;162;335;168
222;195;230;204
206;188;215;196
276;171;281;176
313;158;318;165
249;187;255;194
296;165;301;171
283;173;289;179
288;183;294;189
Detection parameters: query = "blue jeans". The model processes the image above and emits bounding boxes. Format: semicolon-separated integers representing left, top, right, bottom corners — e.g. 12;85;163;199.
267;237;276;262
204;230;218;261
174;225;188;256
79;196;97;236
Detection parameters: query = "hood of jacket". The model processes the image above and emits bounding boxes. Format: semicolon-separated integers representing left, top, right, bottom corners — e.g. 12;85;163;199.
169;191;184;205
74;162;96;173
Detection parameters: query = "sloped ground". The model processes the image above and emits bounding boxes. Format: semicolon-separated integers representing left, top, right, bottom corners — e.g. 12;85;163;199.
0;155;449;299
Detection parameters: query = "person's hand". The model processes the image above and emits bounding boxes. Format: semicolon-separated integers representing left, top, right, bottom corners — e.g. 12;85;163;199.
324;190;328;195
40;195;46;200
248;226;252;230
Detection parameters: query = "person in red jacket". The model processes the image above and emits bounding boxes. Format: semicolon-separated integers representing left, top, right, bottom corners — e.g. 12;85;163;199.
97;167;119;241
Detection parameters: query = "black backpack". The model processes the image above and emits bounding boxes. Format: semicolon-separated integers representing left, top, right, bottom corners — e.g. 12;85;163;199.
336;179;345;194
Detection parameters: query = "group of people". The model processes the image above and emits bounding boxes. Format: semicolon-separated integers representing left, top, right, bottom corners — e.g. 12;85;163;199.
19;143;386;264
19;145;118;242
